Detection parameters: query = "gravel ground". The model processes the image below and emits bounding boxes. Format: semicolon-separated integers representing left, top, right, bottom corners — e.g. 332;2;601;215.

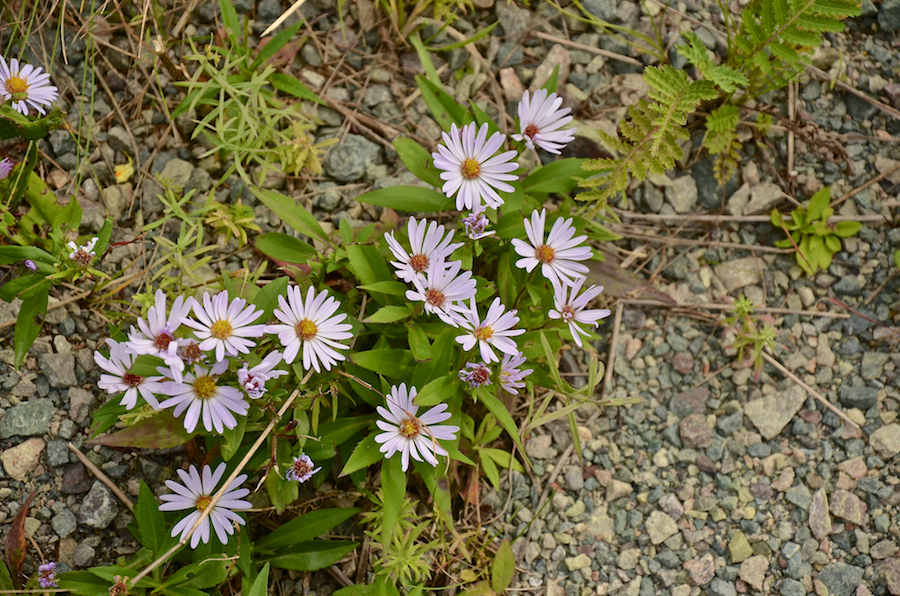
2;0;900;593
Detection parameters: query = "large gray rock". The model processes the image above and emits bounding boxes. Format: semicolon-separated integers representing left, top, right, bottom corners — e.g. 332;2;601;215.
879;0;900;31
323;134;382;183
714;257;763;293
744;385;805;440
871;424;900;458
665;176;698;214
0;399;56;439
159;158;193;187
80;481;119;529
38;353;76;388
817;563;863;596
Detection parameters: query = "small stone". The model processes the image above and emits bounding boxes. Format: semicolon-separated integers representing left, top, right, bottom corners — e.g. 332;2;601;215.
838;457;868;479
729;531;754;563
107;125;132;154
680;414;715;448
743;182;788;215
817;563;864;596
618;548;642;570
564;466;584;491
659;494;684;519
685;553;715;585
714;257;763;293
531;45;570;91
62;463;92;494
744;385;805;440
0;399;56;439
46;439;70;467
871;540;898;560
785;485;812;510
809;488;832;540
565;553;592;571
73;543;96;567
159;158;193;187
871;424;900;458
709;578;737;596
68;387;94;424
878;0;900;31
607;479;633;501
673;352;694;374
781;578;806;596
51;508;78;538
1;438;46;481
739;555;768;591
582;0;616;20
861;352;890;381
885;559;900;596
323;134;382;183
525;434;553;459
496;0;530;37
646;510;679;545
829;489;867;526
80;481;119;529
666;176;699;213
38;352;77;388
670;387;709;418
817;335;835;367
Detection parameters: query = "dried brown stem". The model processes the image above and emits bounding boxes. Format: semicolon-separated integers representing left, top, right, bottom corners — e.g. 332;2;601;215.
67;443;135;512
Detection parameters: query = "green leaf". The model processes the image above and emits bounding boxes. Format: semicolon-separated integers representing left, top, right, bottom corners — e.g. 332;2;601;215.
351;350;416;379
358;281;409;296
14;282;48;368
0;558;13;592
416;75;469;131
252;187;330;243
477;389;525;455
469;100;501;137
522;159;587;195
218;0;239;40
340;434;382;477
480;449;501;489
413;374;461;407
542;64;560;94
252;276;290;323
221;415;246;461
807;187;831;222
270;73;326;105
257;508;361;551
393;138;443;187
88;410;193;449
136;481;164;556
266;462;299;514
356;186;450;213
250;20;305;70
0;274;49;303
491;540;516;594
833;221;861;238
261;541;359;571
57;571;113;596
0;245;57;266
825;234;841;254
346;244;393;286
248;563;269;596
407;323;432;361
162;557;232;590
363;305;415;323
380;454;406;548
89;398;129;437
255;233;317;264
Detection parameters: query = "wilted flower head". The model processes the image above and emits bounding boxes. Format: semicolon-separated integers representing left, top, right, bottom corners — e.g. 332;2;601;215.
286;454;321;483
0;56;59;116
108;575;128;596
67;237;98;268
0;158;13;180
499;352;533;395
237;351;288;398
461;211;494;240
459;362;492;388
38;562;58;588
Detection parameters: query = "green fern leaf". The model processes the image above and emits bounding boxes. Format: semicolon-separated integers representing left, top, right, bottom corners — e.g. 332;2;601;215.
707;104;740;132
810;0;861;17
708;66;749;93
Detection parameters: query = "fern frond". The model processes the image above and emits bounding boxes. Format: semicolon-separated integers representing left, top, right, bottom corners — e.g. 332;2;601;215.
708;66;749;93
677;31;715;71
809;0;861;18
714;141;742;186
707;104;740;132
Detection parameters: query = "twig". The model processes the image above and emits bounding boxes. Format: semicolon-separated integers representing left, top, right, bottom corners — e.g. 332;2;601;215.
129;374;312;588
615;211;888;223
830;161;900;209
863;269;898;307
760;351;860;433
611;229;792;253
67;443;134;512
622;298;851;319
531;31;643;66
603;302;624;393
0;290;91;330
261;0;309;37
326;565;354;588
787;82;796;178
805;64;900;123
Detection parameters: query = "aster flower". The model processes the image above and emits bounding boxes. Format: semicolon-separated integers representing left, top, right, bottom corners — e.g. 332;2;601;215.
0;158;13;180
374;383;460;472
38;562;58;589
237;351;288;398
548;278;611;347
511;209;593;289
461;211;495;240
0;57;59;116
178;339;206;365
127;289;194;383
406;259;477;327
432;122;519;211
511;89;576;154
158;361;249;434
182;291;267;362
67;237;98;268
498;352;533;395
455;297;524;363
459;362;492;388
268;286;353;372
159;463;251;549
385;217;463;284
94;339;164;410
286;454;321;483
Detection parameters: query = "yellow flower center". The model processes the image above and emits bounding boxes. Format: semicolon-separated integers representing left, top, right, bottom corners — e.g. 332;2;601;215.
399;418;420;438
195;495;212;511
425;288;445;307
409;253;429;272
461;158;481;179
474;326;494;341
193;375;217;399
535;245;555;264
209;319;233;339
295;318;318;340
6;75;28;97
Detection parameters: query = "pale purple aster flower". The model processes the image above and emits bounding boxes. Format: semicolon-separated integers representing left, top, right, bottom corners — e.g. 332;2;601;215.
498;352;533;395
455;297;524;363
432;122;519;212
127;289;194;383
511;89;576;154
0;57;58;116
158;360;249;434
286;454;321;483
461;211;494;240
548;278;611;347
0;158;13;180
24;259;38;271
178;339;206;365
374;383;460;472
94;339;164;409
38;562;58;588
159;463;251;549
182;291;267;362
511;209;593;289
385;217;463;284
67;237;98;268
459;362;492;388
268;286;353;372
406;259;477;327
237;351;288;398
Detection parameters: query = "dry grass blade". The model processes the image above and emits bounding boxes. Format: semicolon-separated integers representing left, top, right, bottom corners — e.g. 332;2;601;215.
67;443;135;512
261;0;310;37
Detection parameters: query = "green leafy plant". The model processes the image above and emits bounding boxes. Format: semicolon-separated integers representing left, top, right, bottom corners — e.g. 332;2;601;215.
460;413;525;489
723;294;777;382
771;186;861;275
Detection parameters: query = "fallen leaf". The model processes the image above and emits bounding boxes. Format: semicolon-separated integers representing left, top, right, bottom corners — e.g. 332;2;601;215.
5;492;34;590
114;156;134;184
88;410;193;449
587;251;677;303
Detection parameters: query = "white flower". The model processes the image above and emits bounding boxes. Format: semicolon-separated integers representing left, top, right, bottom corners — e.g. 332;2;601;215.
461;211;495;240
182;291;266;362
432;122;519;212
268;286;353;372
385;217;462;284
67;237;98;268
158;361;249;434
94;339;164;409
406;259;477;327
511;209;593;289
286;454;321;483
498;352;533;395
0;57;59;116
237;351;288;398
548;278;611;347
511;89;576;154
455;297;524;363
159;463;250;549
459;362;492;388
127;290;194;383
374;383;460;472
